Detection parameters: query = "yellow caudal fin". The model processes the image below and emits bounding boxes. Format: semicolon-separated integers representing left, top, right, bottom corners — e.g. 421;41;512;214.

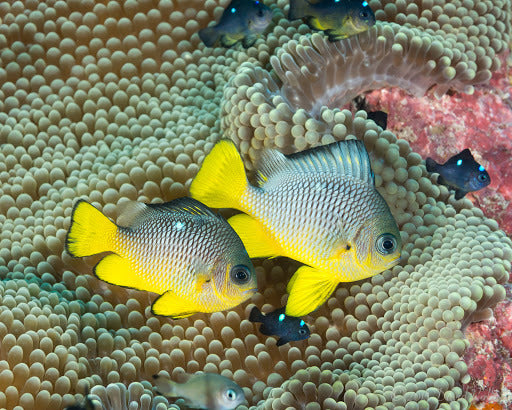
94;254;150;292
189;140;248;210
151;290;200;319
66;200;117;257
285;266;339;317
228;214;282;258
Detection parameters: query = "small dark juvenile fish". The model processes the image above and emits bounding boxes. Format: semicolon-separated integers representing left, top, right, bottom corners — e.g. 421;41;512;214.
354;96;387;129
198;0;272;48
64;389;94;410
288;0;376;41
249;306;310;346
426;149;491;200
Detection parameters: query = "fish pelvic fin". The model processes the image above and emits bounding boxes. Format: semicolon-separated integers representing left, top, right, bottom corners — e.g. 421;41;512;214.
190;140;248;211
152;374;177;398
228;214;282;258
66;200;117;257
198;26;220;47
285;266;338;317
94;254;150;292
151;290;200;319
454;189;467;200
425;157;439;173
288;0;309;20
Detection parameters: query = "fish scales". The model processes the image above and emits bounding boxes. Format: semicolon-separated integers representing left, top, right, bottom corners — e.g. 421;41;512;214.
190;139;401;316
66;197;257;318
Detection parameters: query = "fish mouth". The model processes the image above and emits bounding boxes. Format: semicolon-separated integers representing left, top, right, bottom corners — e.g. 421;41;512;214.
386;256;401;268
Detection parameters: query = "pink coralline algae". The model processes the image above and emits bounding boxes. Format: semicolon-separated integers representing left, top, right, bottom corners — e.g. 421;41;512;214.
463;284;512;407
362;53;512;408
363;53;512;236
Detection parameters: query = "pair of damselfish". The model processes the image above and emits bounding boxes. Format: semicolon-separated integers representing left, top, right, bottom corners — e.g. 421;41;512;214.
66;139;401;331
198;0;377;48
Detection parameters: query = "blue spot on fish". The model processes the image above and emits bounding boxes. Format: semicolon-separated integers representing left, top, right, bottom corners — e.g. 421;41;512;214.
362;1;368;6
300;320;305;326
456;159;462;166
479;165;485;172
278;313;285;322
231;7;236;13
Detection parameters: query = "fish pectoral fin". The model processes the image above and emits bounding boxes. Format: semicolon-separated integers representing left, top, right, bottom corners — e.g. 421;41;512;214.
285;266;338;317
94;254;149;291
228;214;282;258
151;290;199;319
330;240;352;259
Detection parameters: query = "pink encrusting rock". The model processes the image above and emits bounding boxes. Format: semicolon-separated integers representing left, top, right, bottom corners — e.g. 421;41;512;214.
463;285;512;408
363;53;512;236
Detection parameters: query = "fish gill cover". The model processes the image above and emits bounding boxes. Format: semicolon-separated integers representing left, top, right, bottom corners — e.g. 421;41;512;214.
0;0;511;409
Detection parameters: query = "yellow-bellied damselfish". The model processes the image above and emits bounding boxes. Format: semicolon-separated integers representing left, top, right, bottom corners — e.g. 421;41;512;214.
190;139;401;317
198;0;272;48
288;0;376;41
65;197;257;319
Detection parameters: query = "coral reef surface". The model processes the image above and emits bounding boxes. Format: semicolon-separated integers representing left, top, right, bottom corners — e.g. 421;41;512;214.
0;0;511;409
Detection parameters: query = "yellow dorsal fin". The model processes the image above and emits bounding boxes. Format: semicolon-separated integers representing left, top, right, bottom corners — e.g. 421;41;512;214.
66;200;117;257
285;265;338;316
190;140;248;210
228;213;282;258
151;290;200;319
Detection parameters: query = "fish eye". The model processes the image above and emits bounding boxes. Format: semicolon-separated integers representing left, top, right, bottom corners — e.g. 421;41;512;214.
298;329;307;335
230;265;252;284
376;233;397;255
477;173;488;182
359;9;369;18
225;389;237;401
257;9;264;17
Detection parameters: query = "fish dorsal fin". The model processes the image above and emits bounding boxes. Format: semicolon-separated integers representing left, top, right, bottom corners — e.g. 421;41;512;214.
445;148;475;165
117;197;218;228
256;139;374;186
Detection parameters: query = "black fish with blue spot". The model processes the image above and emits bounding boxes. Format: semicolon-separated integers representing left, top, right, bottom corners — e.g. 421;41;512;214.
425;149;491;200
288;0;376;41
249;306;310;346
198;0;272;48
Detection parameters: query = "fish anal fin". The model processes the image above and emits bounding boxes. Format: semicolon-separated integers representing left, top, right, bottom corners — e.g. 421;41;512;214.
94;254;149;291
242;34;258;48
306;16;324;30
285;266;338;317
151;290;199;319
228;214;282;258
220;33;243;47
276;338;287;346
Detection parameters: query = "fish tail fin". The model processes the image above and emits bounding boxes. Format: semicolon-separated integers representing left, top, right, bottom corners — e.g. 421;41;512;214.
425;157;439;173
66;200;117;257
198;26;220;47
190;140;248;210
152;374;177;398
288;0;309;20
249;306;264;323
